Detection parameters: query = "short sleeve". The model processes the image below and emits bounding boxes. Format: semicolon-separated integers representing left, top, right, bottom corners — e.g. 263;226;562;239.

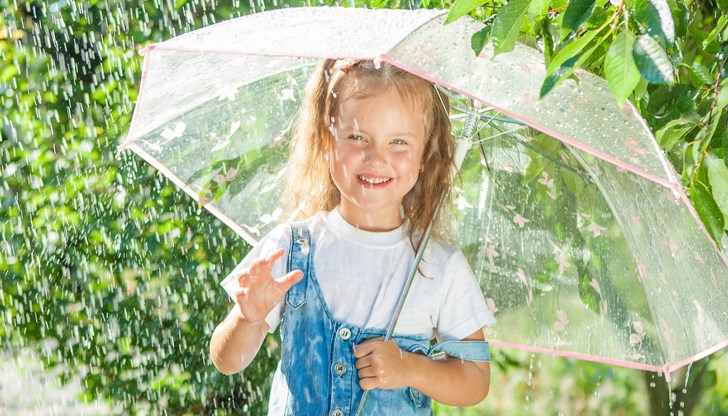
435;249;496;342
220;224;291;333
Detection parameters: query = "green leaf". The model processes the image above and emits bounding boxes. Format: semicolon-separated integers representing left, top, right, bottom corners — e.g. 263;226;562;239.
702;15;728;50
654;118;696;150
545;28;601;78
667;0;688;39
632;35;674;84
718;0;728;11
471;25;492;56
688;62;715;87
718;79;728;113
541;43;599;97
445;0;489;24
561;0;597;38
528;0;550;21
705;153;728;230
585;5;611;29
492;0;532;55
690;183;725;246
635;0;675;45
604;30;641;105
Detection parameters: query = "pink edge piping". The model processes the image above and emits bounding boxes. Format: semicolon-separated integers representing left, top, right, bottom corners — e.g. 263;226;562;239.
486;338;728;381
139;43;156;57
146;45;377;61
122;142;260;247
664;337;728;373
678;190;728;267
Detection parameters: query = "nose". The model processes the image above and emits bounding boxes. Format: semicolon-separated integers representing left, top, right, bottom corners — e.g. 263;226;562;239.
362;144;386;166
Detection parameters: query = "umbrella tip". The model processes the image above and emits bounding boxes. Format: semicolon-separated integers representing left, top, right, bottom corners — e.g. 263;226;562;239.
117;139;133;151
139;44;156;56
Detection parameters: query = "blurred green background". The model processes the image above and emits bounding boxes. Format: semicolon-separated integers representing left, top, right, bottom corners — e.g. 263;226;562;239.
2;0;727;414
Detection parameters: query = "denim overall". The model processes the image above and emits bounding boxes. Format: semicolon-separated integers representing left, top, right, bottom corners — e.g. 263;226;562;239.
275;222;491;416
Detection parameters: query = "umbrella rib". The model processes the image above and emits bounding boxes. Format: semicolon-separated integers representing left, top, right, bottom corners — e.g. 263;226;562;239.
442;89;594;181
471;114;593;182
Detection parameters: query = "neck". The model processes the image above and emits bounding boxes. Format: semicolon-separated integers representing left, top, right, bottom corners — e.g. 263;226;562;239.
337;205;403;232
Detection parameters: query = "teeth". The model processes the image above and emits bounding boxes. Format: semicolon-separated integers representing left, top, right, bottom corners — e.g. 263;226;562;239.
359;175;391;184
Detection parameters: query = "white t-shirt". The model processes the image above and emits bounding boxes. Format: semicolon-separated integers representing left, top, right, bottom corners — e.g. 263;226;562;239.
221;209;495;342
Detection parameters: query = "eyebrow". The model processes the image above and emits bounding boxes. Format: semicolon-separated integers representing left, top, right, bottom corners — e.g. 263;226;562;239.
340;125;419;138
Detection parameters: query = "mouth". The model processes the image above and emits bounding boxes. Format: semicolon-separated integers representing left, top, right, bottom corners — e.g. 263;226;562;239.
357;174;392;187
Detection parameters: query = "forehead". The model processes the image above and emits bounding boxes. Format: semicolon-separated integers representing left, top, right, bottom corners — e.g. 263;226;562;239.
332;73;432;115
338;87;420;113
334;88;427;134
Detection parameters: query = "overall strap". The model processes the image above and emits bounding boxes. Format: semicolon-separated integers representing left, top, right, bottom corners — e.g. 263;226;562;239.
286;221;312;308
427;340;491;362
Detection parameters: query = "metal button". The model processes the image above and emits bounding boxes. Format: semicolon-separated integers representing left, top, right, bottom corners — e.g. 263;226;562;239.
338;327;351;340
331;409;344;416
333;362;347;376
296;238;310;255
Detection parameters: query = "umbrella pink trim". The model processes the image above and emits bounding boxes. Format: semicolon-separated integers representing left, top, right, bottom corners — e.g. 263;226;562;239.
666;338;728;373
487;338;728;382
382;55;728;268
678;190;728;267
139;44;364;58
121;142;261;247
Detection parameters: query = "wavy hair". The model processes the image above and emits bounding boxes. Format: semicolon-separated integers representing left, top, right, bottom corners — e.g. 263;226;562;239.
282;59;455;243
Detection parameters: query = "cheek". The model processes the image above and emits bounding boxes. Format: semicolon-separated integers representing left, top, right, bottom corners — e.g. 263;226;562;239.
394;159;421;185
395;153;421;171
330;150;353;177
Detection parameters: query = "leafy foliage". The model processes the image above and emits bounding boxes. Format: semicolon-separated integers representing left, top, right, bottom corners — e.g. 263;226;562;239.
0;1;288;414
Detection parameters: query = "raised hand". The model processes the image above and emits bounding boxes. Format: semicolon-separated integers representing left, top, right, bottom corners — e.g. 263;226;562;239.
354;337;413;391
233;248;303;325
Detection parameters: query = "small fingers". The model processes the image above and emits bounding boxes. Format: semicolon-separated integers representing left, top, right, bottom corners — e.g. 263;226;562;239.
355;355;371;370
275;270;304;292
237;269;250;286
358;373;389;391
239;248;286;284
263;248;286;264
357;366;383;380
353;337;384;358
359;378;377;391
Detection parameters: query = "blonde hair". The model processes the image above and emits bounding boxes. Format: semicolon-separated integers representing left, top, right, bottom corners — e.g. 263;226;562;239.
282;59;455;242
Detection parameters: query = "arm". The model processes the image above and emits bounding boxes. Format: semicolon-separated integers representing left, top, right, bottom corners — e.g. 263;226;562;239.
210;248;303;375
354;329;490;407
210;308;270;375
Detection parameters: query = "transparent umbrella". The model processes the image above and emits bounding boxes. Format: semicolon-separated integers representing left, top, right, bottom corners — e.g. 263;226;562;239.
121;6;728;379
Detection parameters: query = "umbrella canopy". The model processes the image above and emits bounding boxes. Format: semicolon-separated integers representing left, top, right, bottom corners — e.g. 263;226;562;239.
121;6;728;377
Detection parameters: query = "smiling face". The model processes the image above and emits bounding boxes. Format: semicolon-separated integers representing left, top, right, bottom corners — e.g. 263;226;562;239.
329;88;427;231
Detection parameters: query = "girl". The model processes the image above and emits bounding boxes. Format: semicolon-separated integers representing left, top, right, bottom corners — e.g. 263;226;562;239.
210;59;495;415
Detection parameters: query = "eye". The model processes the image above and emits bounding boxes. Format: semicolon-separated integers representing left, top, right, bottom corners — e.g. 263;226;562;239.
391;138;408;145
348;134;365;141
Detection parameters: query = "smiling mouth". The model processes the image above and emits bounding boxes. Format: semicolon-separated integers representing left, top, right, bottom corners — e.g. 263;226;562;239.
357;175;392;186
